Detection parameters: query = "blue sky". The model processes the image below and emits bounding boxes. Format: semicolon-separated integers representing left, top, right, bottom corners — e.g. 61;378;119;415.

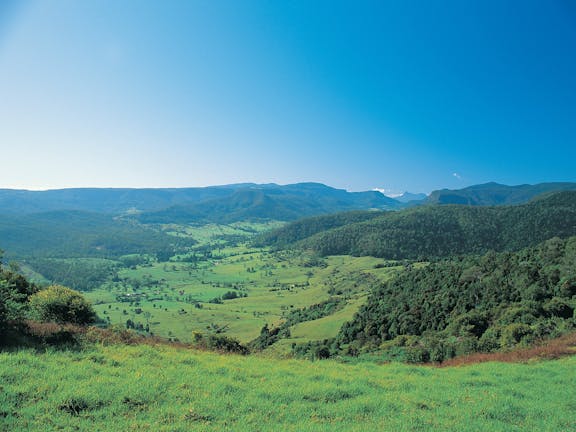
0;0;575;194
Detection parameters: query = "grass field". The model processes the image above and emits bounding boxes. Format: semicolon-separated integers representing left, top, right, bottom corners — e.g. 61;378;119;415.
86;243;403;347
1;343;574;431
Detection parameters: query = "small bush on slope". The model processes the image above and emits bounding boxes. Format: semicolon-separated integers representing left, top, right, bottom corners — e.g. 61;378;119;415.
29;285;97;325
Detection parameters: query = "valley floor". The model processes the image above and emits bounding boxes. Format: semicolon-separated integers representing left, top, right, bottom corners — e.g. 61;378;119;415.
1;343;575;431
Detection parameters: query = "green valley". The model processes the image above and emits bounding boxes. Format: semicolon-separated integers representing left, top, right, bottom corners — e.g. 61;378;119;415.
1;183;576;431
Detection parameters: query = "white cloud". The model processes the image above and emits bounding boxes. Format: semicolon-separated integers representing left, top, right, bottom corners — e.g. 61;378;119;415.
373;188;403;198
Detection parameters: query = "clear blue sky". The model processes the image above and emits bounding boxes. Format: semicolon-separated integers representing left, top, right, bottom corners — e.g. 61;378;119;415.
1;0;575;194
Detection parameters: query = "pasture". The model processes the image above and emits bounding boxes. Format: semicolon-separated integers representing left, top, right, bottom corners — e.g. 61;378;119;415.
1;343;574;431
83;222;403;347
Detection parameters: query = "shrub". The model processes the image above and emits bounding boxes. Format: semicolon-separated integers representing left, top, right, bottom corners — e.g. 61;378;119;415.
28;285;96;325
315;346;331;360
478;327;501;352
0;269;37;328
543;297;574;319
500;323;533;348
191;332;249;354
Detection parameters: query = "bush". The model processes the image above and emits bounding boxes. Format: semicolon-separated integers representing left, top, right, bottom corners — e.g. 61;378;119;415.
543;297;574;319
500;323;533;348
28;285;96;325
405;346;430;363
315;346;331;360
478;327;501;352
191;332;249;354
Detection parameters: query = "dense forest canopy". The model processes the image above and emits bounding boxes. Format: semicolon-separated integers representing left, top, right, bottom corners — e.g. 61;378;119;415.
261;191;576;260
335;236;576;362
0;211;193;259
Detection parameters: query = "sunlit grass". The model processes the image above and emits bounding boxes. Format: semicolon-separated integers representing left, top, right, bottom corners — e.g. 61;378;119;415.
86;237;403;344
1;344;574;431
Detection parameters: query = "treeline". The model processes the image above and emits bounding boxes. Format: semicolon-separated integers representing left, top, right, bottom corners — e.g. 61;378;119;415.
253;210;383;248
335;236;576;362
249;299;344;351
26;258;119;291
261;191;576;260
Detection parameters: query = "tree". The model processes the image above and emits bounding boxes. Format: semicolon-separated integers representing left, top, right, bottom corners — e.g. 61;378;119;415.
0;280;24;328
28;285;96;325
0;265;37;329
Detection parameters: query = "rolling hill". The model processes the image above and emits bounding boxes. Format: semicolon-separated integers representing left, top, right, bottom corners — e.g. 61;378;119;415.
261;191;576;260
137;183;400;224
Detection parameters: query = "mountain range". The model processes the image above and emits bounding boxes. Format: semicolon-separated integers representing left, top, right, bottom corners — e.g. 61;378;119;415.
0;183;399;220
2;181;575;221
427;182;576;206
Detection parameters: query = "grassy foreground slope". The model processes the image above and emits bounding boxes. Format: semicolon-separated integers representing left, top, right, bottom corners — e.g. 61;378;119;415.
1;344;575;432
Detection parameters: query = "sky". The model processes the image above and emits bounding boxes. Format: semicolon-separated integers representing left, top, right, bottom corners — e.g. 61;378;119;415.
0;0;575;194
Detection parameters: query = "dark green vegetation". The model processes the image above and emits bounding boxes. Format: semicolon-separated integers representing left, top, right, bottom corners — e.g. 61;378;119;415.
3;186;576;359
0;254;37;332
335;237;576;362
0;255;96;347
254;210;383;248
0;211;192;259
427;181;576;206
263;191;576;260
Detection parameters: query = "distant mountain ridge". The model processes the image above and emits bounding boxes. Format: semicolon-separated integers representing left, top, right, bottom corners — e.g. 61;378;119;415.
394;192;428;203
0;184;255;214
0;182;401;223
137;183;399;224
2;181;575;223
427;182;576;206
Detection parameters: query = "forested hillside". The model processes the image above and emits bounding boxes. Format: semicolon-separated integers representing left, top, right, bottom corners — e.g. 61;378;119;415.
427;181;576;206
0;182;401;218
254;210;383;248
0;211;193;259
336;236;576;362
138;183;399;224
264;191;576;260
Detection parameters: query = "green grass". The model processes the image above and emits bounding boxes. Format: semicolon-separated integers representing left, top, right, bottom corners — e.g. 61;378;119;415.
86;247;402;345
162;221;284;245
1;344;574;431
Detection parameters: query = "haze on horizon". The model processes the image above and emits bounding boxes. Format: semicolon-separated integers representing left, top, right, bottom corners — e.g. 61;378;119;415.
0;0;575;195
